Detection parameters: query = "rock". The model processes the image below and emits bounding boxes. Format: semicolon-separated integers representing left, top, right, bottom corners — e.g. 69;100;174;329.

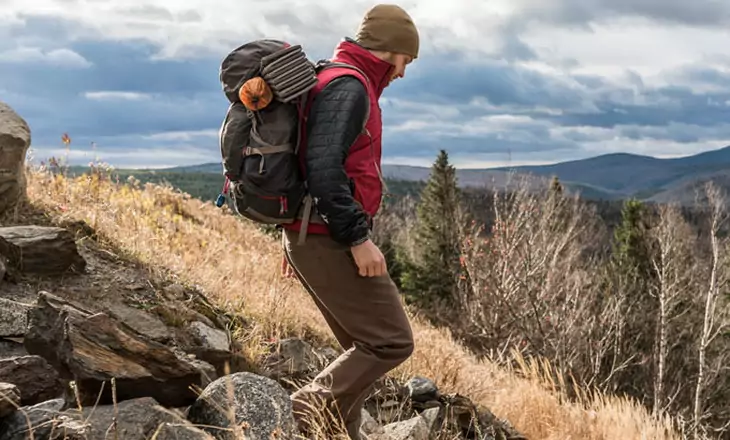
0;396;213;440
0;298;30;338
186;321;231;369
125;282;146;291
0;102;31;216
181;351;218;387
153;301;216;330
442;394;528;440
0;398;65;440
0;338;27;359
53;397;214;440
151;420;216;440
145;407;215;440
363;375;527;440
406;377;439;404
261;338;322;380
23;291;209;407
188;321;229;353
361;408;385;436
187;372;296;440
365;377;413;426
0;382;20;418
103;301;172;343
381;415;430;440
417;407;441;433
0;226;86;276
374;408;441;440
151;423;216;440
0;355;64;405
164;283;187;300
317;346;340;363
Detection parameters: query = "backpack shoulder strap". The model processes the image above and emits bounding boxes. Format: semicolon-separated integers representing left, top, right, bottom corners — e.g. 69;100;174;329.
294;61;376;246
314;61;372;134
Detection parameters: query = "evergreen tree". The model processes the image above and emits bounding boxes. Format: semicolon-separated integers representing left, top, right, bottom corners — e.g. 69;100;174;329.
400;149;463;307
613;198;654;280
550;175;563;195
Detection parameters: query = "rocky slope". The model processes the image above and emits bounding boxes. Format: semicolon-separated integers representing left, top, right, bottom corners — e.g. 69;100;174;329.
0;102;527;439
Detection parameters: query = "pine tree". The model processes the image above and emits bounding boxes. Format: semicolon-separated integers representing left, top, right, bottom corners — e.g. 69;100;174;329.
401;149;463;307
550;175;563;195
613;198;654;280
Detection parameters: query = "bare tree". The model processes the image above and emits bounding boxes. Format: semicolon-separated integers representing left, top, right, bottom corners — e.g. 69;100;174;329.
455;176;623;393
693;181;729;438
649;203;696;417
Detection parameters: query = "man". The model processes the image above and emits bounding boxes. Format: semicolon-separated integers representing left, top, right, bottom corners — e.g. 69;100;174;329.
280;3;419;439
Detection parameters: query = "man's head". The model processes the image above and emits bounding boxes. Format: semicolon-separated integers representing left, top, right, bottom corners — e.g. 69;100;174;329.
354;4;419;84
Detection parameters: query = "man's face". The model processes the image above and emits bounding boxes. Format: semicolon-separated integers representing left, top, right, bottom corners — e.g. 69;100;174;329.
386;53;414;85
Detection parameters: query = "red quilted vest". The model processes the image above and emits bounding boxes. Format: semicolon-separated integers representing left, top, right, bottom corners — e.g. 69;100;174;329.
285;39;394;237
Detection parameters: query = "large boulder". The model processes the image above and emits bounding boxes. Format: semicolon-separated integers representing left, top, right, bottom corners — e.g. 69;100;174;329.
23;291;213;407
0;102;31;216
0;226;86;277
186;372;297;440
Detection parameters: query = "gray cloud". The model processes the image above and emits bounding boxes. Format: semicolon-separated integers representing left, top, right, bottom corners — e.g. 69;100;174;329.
3;10;730;169
177;10;203;23
112;6;203;23
513;0;730;27
391;54;590;112
498;32;538;62
384;128;580;162
116;6;174;21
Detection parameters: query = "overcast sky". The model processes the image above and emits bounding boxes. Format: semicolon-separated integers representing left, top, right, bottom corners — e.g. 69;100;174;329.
2;0;730;169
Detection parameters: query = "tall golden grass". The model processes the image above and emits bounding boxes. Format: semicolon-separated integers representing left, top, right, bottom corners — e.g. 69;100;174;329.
13;162;680;439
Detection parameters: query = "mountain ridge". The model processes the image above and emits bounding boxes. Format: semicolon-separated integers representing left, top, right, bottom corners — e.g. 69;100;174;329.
156;145;730;205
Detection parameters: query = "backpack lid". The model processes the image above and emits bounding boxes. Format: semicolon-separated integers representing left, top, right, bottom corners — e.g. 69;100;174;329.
220;39;288;104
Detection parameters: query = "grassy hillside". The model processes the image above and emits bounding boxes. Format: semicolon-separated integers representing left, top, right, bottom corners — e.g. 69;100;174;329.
13;164;681;439
60;164;227;203
59;164;425;204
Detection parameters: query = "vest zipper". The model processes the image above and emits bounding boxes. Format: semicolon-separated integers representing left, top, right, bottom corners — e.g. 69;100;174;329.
363;128;388;201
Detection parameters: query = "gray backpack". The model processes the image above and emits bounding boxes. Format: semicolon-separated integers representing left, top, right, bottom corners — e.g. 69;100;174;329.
216;39;368;243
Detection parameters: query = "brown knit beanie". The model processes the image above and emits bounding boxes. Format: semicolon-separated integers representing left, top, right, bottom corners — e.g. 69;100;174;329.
355;4;420;59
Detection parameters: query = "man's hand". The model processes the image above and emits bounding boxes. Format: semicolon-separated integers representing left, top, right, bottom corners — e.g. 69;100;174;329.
350;239;387;277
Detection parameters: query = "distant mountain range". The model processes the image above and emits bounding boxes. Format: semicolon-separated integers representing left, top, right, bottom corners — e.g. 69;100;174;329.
163;145;730;205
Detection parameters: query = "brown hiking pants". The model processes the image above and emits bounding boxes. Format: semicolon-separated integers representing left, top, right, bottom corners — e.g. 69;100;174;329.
282;229;415;439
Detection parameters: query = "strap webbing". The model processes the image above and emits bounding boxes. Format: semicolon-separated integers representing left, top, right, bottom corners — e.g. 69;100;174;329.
298;195;314;245
244;144;292;156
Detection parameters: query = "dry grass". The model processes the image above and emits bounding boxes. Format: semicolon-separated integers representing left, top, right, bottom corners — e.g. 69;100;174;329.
11;164;682;439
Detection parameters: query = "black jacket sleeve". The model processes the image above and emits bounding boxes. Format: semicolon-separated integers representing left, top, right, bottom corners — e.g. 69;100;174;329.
304;75;370;247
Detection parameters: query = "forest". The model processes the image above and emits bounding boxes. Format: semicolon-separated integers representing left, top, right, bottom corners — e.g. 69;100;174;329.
372;150;730;439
